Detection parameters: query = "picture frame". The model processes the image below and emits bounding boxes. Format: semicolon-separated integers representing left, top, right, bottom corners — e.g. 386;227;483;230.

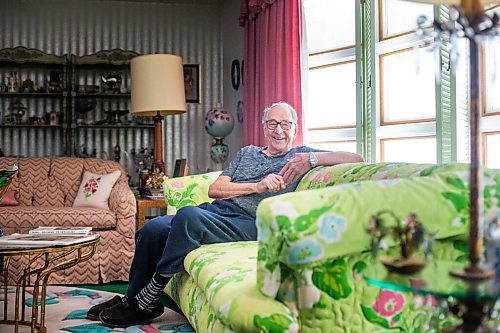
173;158;188;178
183;64;201;103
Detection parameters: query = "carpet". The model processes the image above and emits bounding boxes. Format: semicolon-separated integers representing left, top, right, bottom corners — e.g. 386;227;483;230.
0;286;195;333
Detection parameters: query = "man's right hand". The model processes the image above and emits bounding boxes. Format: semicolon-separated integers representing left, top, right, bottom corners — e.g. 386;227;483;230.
255;174;286;193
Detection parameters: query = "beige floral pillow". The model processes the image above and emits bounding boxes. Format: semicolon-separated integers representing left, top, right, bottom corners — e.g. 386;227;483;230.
73;170;121;210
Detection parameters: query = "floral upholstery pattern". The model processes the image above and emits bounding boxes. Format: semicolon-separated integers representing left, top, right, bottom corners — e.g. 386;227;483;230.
163;171;222;215
257;164;499;332
164;163;500;332
166;242;298;333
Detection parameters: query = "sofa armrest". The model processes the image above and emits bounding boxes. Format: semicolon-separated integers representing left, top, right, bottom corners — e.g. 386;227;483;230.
162;171;222;215
109;182;137;236
255;172;498;297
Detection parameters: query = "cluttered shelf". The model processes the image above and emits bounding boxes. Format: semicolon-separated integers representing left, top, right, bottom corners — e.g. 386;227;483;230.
75;124;154;129
0;124;63;128
74;93;131;98
0;92;65;98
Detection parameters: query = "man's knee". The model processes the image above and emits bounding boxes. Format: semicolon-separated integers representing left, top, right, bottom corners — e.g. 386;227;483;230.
171;206;206;233
139;215;172;239
174;205;205;221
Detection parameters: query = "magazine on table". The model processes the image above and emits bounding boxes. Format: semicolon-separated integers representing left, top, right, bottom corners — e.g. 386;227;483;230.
0;233;97;246
29;226;92;235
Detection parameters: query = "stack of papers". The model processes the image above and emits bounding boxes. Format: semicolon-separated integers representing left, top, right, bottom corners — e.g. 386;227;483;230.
0;233;97;247
29;226;92;235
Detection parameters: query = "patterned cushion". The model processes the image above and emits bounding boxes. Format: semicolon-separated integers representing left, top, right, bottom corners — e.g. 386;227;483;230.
0;206;116;234
163;171;221;214
73;170;121;210
0;166;17;203
0;189;19;206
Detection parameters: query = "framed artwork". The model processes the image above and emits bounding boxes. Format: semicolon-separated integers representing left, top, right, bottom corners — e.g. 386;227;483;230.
173;158;188;178
183;64;201;103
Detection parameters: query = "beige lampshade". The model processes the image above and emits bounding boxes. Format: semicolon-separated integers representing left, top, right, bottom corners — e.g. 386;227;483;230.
131;54;186;117
399;0;499;5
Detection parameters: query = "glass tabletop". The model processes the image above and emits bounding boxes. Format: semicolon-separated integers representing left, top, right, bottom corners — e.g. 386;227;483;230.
363;259;500;302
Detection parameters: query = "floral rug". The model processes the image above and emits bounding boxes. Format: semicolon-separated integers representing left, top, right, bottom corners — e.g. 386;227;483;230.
0;286;194;333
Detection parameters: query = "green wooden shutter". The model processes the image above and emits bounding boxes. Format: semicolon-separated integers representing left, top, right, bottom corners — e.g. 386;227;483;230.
356;0;376;163
436;5;457;163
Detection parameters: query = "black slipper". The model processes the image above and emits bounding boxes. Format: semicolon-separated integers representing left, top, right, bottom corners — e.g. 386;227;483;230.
86;295;123;321
99;297;164;328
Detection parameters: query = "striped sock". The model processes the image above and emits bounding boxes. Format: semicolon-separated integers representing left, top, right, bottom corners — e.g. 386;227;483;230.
135;273;170;311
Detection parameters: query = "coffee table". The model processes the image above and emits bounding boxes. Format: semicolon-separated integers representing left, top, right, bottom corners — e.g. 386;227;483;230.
0;235;100;333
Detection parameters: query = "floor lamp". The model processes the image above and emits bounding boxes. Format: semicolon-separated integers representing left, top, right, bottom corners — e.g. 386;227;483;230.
402;0;499;280
131;54;186;177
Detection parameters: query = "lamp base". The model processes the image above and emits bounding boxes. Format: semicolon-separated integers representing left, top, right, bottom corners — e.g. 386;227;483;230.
449;267;494;281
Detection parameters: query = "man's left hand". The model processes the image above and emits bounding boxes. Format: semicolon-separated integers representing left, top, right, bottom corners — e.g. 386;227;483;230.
279;153;311;185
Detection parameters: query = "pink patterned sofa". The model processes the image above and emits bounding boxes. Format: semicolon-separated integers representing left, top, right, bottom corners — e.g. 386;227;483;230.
0;157;136;284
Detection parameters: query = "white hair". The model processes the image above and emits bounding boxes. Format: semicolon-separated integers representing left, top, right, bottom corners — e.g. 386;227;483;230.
262;102;298;124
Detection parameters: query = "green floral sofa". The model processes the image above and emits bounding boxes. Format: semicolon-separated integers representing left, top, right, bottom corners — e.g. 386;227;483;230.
162;163;500;332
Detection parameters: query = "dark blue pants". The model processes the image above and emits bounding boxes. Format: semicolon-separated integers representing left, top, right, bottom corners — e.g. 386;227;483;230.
127;200;256;298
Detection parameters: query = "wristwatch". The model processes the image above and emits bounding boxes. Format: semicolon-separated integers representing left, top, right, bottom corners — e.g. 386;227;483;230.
308;152;318;168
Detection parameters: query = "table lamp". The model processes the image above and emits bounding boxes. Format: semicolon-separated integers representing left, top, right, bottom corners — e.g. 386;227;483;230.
401;0;499;280
131;54;186;174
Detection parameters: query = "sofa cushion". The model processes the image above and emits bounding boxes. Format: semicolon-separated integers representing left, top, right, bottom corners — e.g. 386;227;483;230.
73;170;121;210
0;190;19;206
0;206;116;234
256;170;500;299
163;171;221;215
167;241;298;332
296;162;472;191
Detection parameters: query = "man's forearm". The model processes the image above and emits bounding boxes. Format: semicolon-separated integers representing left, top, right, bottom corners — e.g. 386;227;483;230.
316;151;364;166
208;181;257;199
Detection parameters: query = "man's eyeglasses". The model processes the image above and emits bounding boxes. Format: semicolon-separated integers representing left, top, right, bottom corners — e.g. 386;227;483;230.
265;120;294;130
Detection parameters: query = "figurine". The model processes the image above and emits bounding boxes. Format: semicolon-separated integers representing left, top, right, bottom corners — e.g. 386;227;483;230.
367;210;435;274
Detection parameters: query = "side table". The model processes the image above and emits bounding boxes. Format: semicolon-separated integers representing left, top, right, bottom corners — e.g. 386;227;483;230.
136;198;168;230
363;260;500;332
0;236;99;333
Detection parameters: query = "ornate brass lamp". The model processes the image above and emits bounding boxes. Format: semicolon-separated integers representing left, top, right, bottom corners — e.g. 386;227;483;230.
131;54;186;174
403;0;499;280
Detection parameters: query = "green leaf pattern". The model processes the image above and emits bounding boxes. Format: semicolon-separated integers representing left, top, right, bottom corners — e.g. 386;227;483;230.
163;163;499;332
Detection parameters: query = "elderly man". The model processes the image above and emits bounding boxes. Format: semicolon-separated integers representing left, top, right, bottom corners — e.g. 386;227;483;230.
90;101;363;328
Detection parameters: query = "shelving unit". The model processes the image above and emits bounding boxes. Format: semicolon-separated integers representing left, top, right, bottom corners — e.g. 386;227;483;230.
70;49;155;185
0;47;156;186
0;46;69;157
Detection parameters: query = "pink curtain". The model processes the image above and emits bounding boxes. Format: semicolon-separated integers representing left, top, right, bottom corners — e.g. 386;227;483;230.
240;0;304;146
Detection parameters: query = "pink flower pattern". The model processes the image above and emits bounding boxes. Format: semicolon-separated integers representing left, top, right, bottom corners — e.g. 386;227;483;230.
170;181;186;190
322;171;332;183
83;177;101;199
311;173;322;185
373;290;404;318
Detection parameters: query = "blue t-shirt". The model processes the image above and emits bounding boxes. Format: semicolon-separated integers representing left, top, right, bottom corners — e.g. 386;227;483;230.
221;145;324;217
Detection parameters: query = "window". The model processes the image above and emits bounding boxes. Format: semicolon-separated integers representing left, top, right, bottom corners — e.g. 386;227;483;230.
303;1;498;164
303;0;356;152
379;48;436;124
483;132;500;168
480;31;500;167
308;61;356;129
376;0;436;163
380;136;437;163
482;38;500;116
308;140;357;154
379;0;434;40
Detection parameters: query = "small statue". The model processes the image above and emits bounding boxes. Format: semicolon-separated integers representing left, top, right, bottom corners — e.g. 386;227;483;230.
101;73;122;94
367;210;435;274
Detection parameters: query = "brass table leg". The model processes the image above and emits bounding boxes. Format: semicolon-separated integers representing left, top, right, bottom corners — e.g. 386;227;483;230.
0;240;98;333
